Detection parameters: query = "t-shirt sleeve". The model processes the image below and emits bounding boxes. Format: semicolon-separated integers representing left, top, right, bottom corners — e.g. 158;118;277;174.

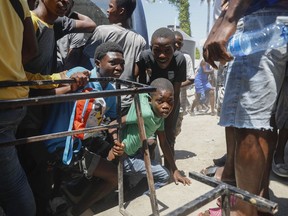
83;27;102;58
184;54;195;80
125;93;151;124
136;51;150;84
175;52;187;83
69;33;86;49
135;38;147;63
54;17;76;40
20;0;31;18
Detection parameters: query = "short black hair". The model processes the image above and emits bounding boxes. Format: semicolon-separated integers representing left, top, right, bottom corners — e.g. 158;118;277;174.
174;30;183;39
150;78;174;95
94;42;124;61
116;0;136;18
151;27;175;44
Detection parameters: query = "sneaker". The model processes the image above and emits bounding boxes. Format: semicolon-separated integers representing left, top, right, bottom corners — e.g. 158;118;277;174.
272;159;288;178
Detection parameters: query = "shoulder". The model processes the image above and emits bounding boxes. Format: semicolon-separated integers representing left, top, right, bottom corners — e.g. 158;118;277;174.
174;51;186;64
183;53;192;60
19;0;30;18
140;49;152;59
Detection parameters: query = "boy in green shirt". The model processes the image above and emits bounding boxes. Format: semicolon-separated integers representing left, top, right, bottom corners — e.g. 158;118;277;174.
109;78;191;189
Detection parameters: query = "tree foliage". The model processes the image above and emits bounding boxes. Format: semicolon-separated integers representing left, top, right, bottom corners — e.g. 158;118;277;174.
148;0;191;36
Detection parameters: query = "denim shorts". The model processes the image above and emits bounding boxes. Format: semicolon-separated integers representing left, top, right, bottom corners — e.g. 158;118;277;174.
219;9;288;130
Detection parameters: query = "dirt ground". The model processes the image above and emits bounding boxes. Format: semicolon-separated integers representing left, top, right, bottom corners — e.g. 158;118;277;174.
172;90;288;216
90;90;288;216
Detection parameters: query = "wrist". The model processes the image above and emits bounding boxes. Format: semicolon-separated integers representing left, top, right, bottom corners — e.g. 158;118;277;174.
59;70;69;79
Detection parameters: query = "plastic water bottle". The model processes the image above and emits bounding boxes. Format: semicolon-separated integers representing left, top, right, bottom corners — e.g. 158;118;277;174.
227;16;288;57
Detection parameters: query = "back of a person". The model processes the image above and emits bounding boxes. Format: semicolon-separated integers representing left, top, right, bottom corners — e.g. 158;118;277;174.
83;24;146;81
0;1;29;100
195;65;209;86
0;1;37;215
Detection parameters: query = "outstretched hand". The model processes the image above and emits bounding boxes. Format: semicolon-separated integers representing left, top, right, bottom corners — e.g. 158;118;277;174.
173;170;191;186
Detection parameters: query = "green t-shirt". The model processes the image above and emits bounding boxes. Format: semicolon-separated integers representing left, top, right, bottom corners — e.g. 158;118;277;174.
122;93;164;156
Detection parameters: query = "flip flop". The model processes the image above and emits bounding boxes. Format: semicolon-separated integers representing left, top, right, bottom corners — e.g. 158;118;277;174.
198;207;222;216
200;165;218;177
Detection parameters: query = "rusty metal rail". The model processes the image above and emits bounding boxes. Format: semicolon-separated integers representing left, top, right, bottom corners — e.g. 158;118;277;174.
165;171;278;216
0;78;159;215
1;78;278;216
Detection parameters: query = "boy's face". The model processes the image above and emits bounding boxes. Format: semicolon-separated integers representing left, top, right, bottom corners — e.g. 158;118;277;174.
150;89;174;118
151;37;175;69
107;0;122;24
43;0;70;17
95;52;125;78
174;35;183;51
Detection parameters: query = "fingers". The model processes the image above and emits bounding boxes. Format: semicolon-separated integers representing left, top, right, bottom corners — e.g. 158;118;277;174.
69;71;91;91
203;44;233;69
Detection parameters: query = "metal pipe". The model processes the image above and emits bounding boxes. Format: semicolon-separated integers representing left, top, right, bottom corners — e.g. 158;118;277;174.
0;87;156;109
0;124;119;147
189;171;278;214
0;78;150;88
166;185;226;216
134;94;159;216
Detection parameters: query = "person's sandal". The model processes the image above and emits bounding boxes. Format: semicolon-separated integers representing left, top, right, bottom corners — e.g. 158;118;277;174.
198;207;221;216
200;165;218;177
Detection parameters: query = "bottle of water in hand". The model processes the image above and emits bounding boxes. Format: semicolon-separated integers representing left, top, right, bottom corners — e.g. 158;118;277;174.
227;16;288;57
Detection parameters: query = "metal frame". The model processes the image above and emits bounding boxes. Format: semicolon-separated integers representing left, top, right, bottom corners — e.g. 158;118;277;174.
166;171;278;216
1;78;279;216
0;78;159;215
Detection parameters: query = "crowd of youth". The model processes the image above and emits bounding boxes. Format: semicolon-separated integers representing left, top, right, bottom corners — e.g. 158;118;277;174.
1;0;288;216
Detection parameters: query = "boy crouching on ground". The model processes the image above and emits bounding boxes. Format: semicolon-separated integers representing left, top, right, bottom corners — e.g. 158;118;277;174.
109;78;191;190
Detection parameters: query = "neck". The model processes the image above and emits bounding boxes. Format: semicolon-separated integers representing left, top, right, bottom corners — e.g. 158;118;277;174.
33;5;58;25
113;19;131;29
96;72;108;89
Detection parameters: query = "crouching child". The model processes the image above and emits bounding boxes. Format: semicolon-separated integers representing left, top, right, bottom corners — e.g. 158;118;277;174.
108;78;191;192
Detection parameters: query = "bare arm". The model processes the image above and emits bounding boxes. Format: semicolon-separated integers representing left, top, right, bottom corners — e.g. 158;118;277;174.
203;0;253;69
173;82;181;109
70;11;96;33
157;131;191;185
181;79;194;88
22;16;38;64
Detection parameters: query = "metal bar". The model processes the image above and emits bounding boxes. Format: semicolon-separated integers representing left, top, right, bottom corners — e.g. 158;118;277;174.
0;86;156;109
0;124;119;147
221;189;231;216
116;81;125;214
119;208;134;216
189;171;278;214
166;185;226;216
0;78;149;88
134;94;159;216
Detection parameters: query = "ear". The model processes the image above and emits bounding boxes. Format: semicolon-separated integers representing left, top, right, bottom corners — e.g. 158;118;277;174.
95;59;100;68
119;7;125;16
148;94;152;103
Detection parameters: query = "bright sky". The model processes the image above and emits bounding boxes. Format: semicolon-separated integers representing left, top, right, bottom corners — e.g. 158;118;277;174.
142;0;214;48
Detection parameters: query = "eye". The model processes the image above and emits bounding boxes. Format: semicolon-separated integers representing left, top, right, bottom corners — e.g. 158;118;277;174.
155;99;163;104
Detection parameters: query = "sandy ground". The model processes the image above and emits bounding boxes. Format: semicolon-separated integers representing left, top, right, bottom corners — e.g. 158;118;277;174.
90;90;288;216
